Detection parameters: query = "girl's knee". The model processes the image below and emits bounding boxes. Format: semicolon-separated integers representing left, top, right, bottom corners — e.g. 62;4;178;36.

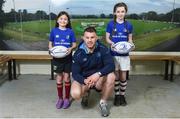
63;73;70;82
56;73;63;83
64;78;71;83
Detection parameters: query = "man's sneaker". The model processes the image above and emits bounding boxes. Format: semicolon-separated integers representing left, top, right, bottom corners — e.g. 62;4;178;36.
114;95;121;106
81;90;90;108
120;95;127;106
99;102;110;117
62;99;70;109
56;98;63;109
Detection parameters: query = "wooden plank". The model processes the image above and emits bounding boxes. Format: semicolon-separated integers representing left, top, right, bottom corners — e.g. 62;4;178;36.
0;51;52;60
173;56;180;64
9;55;52;60
130;55;174;61
1;51;180;61
0;55;11;64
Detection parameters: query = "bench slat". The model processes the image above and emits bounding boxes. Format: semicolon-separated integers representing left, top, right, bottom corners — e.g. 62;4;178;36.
0;55;11;64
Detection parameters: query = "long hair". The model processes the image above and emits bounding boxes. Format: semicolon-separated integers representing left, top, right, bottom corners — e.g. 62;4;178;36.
55;11;71;28
112;2;128;35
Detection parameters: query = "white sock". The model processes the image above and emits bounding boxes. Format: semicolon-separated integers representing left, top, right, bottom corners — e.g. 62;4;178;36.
100;99;106;104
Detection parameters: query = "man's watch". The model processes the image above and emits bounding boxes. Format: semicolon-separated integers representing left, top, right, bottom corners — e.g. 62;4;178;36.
97;72;102;77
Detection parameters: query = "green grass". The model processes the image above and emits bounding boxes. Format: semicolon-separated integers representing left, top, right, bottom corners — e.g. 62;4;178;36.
5;19;176;38
2;19;179;50
134;28;180;51
3;29;45;42
72;19;177;37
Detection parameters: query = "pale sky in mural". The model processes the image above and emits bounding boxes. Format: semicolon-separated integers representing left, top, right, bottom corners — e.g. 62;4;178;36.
3;0;180;15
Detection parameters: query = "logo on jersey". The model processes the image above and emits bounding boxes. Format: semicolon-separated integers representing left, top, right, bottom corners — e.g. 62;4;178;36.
66;35;70;39
123;28;128;33
55;35;59;38
96;52;101;57
83;58;87;62
72;60;75;63
54;66;57;70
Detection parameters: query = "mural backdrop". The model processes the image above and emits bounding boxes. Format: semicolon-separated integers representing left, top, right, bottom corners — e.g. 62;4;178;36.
0;0;180;51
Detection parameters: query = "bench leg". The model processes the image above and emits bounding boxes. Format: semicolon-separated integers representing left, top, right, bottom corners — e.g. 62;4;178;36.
13;59;17;80
126;71;129;80
50;60;55;80
170;61;174;82
164;60;169;80
8;60;12;81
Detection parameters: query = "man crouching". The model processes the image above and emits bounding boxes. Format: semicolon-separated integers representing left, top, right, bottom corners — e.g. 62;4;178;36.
71;27;115;117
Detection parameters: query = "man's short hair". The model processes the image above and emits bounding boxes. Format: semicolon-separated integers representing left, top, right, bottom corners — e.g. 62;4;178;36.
84;27;97;34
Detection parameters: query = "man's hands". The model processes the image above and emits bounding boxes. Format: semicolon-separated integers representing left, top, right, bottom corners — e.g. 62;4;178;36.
84;73;101;88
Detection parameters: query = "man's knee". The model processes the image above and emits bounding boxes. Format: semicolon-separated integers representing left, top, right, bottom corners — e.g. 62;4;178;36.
71;89;81;100
106;72;115;86
71;81;82;100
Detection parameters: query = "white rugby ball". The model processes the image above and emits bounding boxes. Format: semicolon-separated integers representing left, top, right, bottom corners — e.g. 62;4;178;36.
112;42;134;54
49;46;68;58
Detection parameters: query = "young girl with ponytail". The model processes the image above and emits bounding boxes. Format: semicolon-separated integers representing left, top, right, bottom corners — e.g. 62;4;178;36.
106;2;134;106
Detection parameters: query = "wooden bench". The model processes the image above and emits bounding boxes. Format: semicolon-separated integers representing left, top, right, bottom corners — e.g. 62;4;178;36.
0;55;12;80
0;51;180;81
129;52;180;81
0;51;53;80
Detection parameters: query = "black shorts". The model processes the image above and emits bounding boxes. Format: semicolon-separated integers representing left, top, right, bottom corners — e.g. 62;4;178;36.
52;54;72;73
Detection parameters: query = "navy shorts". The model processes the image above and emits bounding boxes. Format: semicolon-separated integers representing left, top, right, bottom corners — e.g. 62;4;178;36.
52;54;72;73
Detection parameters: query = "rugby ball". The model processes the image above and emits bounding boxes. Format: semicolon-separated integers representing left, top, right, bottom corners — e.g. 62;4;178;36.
49;46;68;58
112;42;134;54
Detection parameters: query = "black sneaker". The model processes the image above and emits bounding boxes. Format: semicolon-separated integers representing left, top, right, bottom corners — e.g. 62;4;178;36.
81;90;90;108
120;95;127;106
114;95;121;106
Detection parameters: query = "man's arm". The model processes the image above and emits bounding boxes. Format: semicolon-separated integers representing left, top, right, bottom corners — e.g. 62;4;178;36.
99;46;115;76
72;53;85;84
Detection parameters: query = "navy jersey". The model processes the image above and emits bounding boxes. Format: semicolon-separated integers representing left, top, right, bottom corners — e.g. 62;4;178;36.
49;27;76;48
106;20;133;56
72;41;115;84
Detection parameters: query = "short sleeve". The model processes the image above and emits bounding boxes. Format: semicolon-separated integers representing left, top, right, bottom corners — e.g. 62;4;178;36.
128;23;133;34
49;29;54;42
106;21;113;34
70;30;76;42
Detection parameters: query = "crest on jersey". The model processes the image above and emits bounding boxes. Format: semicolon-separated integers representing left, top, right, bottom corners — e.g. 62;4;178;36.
123;28;128;32
96;52;101;57
83;58;87;62
55;35;59;38
66;35;70;39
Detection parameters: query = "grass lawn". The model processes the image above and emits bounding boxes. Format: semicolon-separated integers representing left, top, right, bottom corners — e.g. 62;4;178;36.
2;19;179;50
134;28;180;51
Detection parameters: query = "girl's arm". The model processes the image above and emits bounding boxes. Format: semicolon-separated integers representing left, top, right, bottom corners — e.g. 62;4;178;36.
128;33;135;50
48;41;53;49
67;42;77;54
106;32;114;45
70;42;77;50
128;33;133;43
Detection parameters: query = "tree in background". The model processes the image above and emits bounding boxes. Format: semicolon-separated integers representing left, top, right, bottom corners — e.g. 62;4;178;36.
100;13;106;18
